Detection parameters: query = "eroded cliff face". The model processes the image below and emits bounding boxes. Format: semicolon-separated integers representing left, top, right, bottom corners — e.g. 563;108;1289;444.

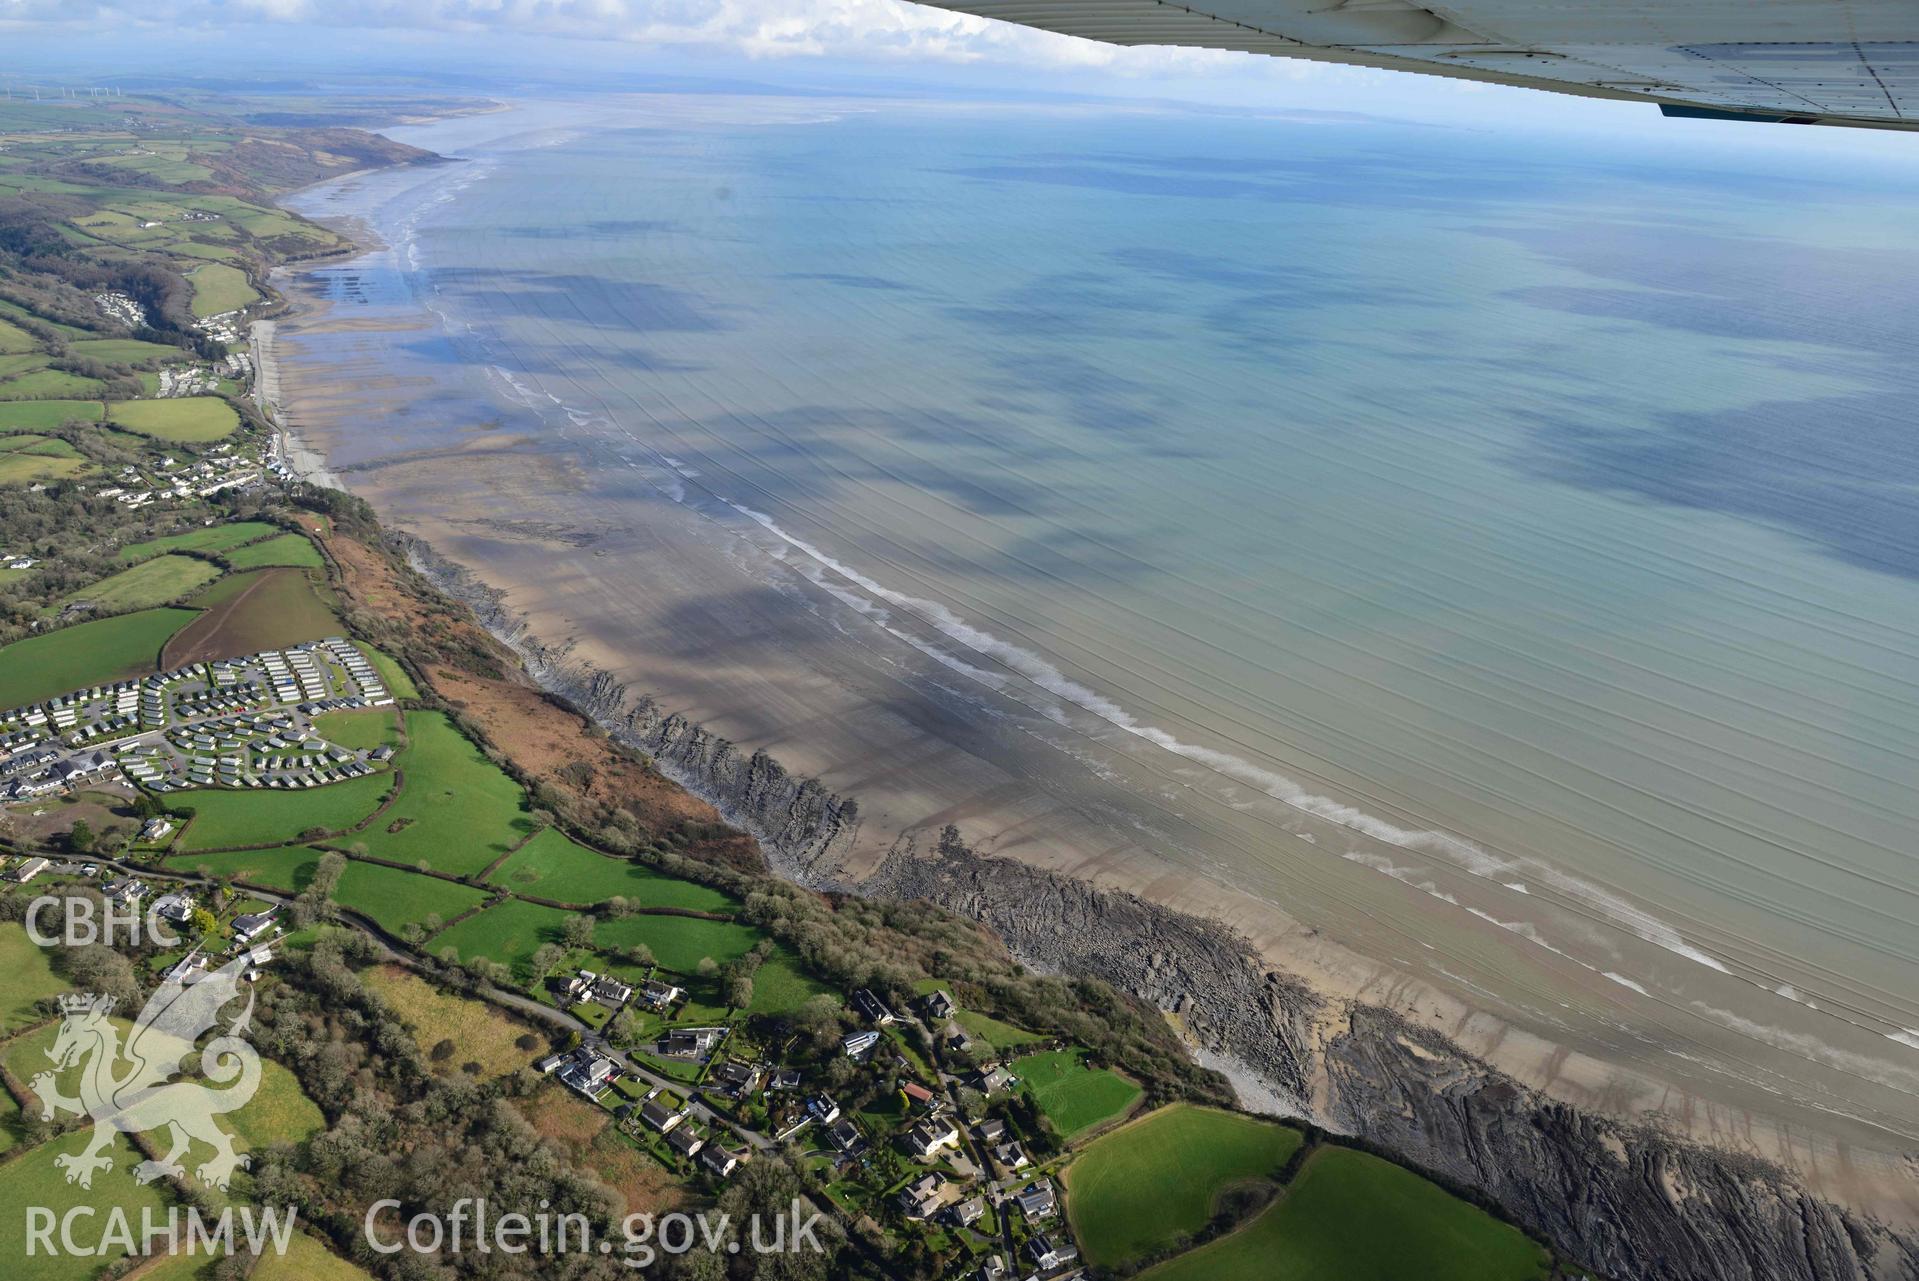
866;844;1919;1281
402;533;1919;1281
400;536;859;877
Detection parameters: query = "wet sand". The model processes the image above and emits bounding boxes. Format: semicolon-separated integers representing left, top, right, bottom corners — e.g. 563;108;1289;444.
258;116;1919;1228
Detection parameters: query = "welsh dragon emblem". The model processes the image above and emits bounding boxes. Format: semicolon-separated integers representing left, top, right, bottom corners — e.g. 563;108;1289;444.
31;952;262;1190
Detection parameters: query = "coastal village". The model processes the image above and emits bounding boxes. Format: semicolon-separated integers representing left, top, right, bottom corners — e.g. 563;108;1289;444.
0;88;1583;1281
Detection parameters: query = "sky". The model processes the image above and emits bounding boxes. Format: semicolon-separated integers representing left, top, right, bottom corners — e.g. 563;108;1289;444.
3;0;1918;168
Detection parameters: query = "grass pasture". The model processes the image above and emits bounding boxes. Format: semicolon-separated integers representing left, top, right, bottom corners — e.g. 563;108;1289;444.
314;708;401;751
361;964;537;1078
1012;1048;1141;1138
355;711;534;876
1141;1146;1553;1281
0;399;102;430
107;395;239;442
0;606;197;706
163;568;341;665
53;553;220;613
68;338;184;365
593;912;760;976
956;1008;1044;1053
1067;1104;1304;1270
120;520;276;562
0;922;67;1034
223;532;321;570
171;849;483;934
359;643;418;699
0;367;106;401
0;1132;176;1281
248;1232;377;1281
186;262;259;317
0;445;89;486
428;898;574;979
485;828;736;911
744;946;835;1015
173;771;391;852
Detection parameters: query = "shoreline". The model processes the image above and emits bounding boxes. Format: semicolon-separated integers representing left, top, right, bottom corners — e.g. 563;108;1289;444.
247;141;1919;1270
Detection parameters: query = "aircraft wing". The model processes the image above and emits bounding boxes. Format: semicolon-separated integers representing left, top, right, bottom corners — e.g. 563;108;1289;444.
916;0;1919;132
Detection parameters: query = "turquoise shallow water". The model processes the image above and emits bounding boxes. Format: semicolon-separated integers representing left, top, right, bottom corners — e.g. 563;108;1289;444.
284;98;1919;1143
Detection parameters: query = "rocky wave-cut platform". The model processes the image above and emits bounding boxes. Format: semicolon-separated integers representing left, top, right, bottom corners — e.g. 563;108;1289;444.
399;527;1919;1281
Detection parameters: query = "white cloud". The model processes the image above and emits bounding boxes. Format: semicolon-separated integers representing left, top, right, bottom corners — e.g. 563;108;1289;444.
0;0;1268;68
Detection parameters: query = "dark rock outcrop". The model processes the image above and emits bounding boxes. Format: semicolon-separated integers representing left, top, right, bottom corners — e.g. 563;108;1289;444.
399;530;1919;1281
868;841;1919;1281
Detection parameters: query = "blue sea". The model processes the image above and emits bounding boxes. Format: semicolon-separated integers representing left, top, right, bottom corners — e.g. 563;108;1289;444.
279;95;1919;1153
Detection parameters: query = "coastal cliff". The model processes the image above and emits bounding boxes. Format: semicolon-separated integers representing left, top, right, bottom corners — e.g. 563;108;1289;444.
397;529;1918;1281
864;841;1919;1281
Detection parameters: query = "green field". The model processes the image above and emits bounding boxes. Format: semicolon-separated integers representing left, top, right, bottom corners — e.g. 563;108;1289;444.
251;1232;377;1281
955;1008;1044;1052
355;711;534;876
0;606;197;707
224;532;322;570
167;567;342;659
743;947;836;1015
313;708;401;751
107;395;240;442
174;771;391;851
1012;1048;1141;1138
186;262;260;317
120;520;276;562
1142;1147;1553;1281
428;898;573;978
0;399;102;430
68;338;185;365
0;447;89;486
168;849;486;935
0;1132;176;1281
360;644;418;699
485;828;736;911
0;368;105;400
53;553;221;613
593;912;761;976
1068;1104;1304;1269
0;923;67;1035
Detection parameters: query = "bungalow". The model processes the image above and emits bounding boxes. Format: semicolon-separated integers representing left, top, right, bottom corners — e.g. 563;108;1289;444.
905;1119;961;1158
765;1067;802;1092
851;988;896;1025
841;1030;880;1061
992;1141;1030;1172
896;1172;946;1221
8;856;49;884
1028;1234;1079;1272
535;1053;567;1075
666;1126;705;1160
974;1064;1017;1094
230;910;276;943
948;1196;986;1229
807;1094;842;1125
973;1118;1007;1145
138;818;174;842
700;1144;740;1178
901;1080;938;1112
637;978;684;1011
639;1099;686;1133
920;989;956;1021
1013;1181;1057;1222
152;893;196;926
977;1257;1009;1281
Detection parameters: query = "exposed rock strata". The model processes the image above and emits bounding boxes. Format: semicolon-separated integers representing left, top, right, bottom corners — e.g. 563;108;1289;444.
399;531;1919;1281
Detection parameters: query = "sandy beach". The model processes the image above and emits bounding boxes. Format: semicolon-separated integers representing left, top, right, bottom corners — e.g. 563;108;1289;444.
253;101;1919;1231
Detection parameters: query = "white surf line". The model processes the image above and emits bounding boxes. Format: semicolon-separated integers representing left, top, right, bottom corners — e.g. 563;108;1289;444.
715;498;1761;977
